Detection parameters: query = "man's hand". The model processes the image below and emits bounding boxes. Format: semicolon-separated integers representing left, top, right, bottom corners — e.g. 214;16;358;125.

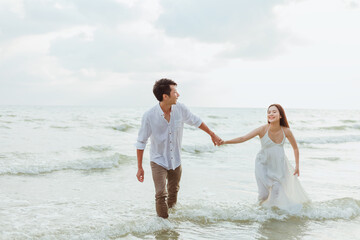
210;133;222;146
198;123;222;146
136;167;144;182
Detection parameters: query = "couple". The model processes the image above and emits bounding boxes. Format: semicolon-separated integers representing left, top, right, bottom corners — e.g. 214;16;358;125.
136;79;309;218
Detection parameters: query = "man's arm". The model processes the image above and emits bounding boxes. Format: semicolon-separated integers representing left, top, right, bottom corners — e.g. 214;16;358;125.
135;112;151;183
136;149;145;182
178;103;222;146
199;122;222;146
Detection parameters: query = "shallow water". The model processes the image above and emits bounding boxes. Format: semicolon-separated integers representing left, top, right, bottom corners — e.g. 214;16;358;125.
0;105;359;239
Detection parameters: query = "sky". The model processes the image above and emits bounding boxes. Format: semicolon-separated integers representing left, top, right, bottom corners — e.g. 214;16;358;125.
0;0;359;109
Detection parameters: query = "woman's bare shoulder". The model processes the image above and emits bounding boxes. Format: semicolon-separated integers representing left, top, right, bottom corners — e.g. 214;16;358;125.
258;124;269;138
282;127;292;136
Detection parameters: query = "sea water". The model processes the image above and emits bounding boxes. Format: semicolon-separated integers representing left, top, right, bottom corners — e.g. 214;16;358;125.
0;105;359;239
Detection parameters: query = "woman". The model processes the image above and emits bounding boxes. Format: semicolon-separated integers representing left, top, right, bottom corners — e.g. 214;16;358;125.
220;104;310;212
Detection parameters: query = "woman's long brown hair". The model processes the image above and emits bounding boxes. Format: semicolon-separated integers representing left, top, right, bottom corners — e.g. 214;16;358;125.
267;104;290;128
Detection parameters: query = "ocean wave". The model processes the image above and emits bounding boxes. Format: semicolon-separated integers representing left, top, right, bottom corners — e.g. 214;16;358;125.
2;213;175;240
320;125;360;131
311;157;341;161
320;125;348;131
207;115;227;119
80;145;113;152
50;125;71;129
24;118;46;122
109;124;134;132
105;198;360;238
353;124;360;130
0;153;134;175
0;120;13;124
172;197;360;223
182;144;217;154
114;216;175;238
341;120;357;123
1;198;358;239
298;135;360;145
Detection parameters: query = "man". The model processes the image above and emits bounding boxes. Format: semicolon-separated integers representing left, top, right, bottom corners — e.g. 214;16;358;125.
136;78;222;218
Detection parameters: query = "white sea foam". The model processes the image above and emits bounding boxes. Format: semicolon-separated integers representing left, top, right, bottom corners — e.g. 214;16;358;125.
0;153;134;175
319;124;360;131
80;145;113;152
172;198;360;223
110;124;135;132
1;198;358;240
0;199;174;240
298;135;360;145
182;144;216;154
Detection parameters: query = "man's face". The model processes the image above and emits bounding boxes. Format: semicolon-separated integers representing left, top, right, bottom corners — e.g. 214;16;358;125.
167;85;180;105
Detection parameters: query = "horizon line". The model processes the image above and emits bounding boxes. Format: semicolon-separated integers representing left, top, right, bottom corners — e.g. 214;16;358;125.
1;104;359;111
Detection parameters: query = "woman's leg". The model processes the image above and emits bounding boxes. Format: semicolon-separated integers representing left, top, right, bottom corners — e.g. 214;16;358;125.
256;177;269;203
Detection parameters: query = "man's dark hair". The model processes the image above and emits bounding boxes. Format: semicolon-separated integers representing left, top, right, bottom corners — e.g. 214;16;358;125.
153;78;177;102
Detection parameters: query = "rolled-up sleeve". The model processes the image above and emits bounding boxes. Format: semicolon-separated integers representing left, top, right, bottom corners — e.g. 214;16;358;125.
180;103;202;128
135;113;152;150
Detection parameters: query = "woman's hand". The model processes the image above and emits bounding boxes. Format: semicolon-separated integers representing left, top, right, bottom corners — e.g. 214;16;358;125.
293;166;300;176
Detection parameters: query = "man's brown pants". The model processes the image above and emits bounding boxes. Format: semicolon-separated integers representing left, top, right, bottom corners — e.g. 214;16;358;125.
150;162;182;218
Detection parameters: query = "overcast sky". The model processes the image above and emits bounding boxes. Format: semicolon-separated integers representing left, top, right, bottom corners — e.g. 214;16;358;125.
1;0;359;109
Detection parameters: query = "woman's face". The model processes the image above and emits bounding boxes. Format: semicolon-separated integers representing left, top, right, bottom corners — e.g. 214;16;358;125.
267;106;281;123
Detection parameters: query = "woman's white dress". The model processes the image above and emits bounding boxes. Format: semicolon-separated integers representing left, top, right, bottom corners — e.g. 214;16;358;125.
255;127;310;212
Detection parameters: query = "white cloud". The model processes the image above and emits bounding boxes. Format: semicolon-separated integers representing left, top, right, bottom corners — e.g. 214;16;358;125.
0;0;25;18
0;0;359;108
1;26;95;60
156;0;289;59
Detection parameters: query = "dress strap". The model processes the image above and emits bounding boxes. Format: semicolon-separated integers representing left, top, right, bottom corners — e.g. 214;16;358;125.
281;127;286;144
265;125;270;134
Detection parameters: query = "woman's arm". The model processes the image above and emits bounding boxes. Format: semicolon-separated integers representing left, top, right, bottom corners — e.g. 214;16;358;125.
221;126;263;145
285;128;300;176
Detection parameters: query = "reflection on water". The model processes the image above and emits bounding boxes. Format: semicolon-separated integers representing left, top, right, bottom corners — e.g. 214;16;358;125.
132;229;180;240
256;218;308;240
154;230;180;240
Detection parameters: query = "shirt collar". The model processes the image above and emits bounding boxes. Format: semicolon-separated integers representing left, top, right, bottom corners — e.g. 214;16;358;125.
157;103;174;116
156;103;163;116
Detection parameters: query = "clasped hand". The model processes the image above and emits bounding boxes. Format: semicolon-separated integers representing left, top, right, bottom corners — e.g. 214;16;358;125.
210;133;223;146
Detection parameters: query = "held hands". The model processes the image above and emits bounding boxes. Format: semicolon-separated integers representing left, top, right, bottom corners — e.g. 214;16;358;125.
136;167;144;182
210;132;223;146
211;134;226;146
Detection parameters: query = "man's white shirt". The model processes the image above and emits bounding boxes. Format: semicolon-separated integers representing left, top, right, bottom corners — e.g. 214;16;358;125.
136;102;202;170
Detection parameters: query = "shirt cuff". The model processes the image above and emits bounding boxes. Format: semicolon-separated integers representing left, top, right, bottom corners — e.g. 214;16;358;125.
195;119;202;128
135;141;146;150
